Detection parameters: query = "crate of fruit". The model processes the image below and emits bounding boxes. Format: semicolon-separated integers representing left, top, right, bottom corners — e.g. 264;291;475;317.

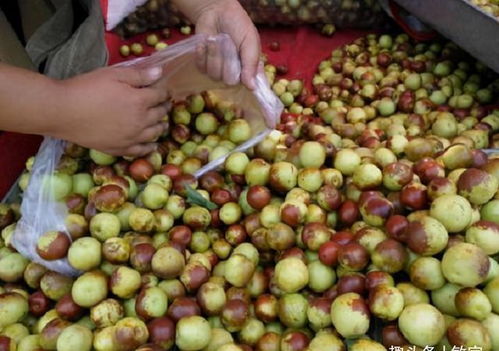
108;0;390;37
1;8;499;351
394;0;499;74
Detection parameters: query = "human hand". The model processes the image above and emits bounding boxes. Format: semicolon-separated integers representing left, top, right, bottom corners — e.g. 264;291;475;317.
173;0;261;90
51;66;168;157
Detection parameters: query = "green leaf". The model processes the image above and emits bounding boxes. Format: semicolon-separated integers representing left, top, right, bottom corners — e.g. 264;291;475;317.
184;185;218;210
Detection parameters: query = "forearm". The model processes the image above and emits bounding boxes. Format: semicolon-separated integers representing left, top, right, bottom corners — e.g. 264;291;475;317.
0;63;62;136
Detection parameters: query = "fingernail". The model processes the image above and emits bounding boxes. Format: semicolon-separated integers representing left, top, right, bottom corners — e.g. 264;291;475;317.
148;67;162;80
249;77;256;90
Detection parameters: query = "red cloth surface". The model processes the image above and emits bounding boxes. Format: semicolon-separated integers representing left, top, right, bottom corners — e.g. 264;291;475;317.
0;133;43;199
106;26;370;85
0;1;372;199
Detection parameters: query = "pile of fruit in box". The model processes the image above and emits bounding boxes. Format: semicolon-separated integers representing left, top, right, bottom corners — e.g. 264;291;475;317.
468;0;499;18
1;32;499;351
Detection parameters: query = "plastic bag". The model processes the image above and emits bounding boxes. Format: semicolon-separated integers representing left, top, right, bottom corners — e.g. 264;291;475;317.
11;33;283;276
12;138;82;276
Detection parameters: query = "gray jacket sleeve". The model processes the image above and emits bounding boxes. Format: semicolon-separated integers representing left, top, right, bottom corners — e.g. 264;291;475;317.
25;0;108;79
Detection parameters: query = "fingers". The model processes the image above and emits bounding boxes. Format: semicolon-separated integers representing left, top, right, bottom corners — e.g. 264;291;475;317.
104;121;166;157
239;29;261;90
139;123;168;143
149;72;169;93
115;66;163;87
206;39;224;82
196;37;241;86
145;105;168;126
124;143;158;157
195;42;208;75
103;142;157;157
142;86;169;107
195;17;218;75
222;36;241;86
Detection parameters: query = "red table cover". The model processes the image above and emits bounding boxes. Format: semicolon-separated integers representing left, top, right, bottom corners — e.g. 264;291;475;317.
106;25;369;86
0;0;370;199
0;133;42;199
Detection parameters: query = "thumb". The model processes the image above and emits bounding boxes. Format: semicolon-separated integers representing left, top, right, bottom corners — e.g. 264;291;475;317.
115;66;163;87
240;32;261;91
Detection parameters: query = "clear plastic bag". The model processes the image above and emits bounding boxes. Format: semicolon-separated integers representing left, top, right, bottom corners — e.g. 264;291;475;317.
11;33;283;276
12;138;81;276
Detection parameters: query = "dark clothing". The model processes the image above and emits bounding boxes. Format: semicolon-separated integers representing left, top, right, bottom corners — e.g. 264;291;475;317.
0;0;94;42
0;0;108;78
0;1;24;44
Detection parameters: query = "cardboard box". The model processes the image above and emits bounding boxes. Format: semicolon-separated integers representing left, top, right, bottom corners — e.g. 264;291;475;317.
394;0;499;74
